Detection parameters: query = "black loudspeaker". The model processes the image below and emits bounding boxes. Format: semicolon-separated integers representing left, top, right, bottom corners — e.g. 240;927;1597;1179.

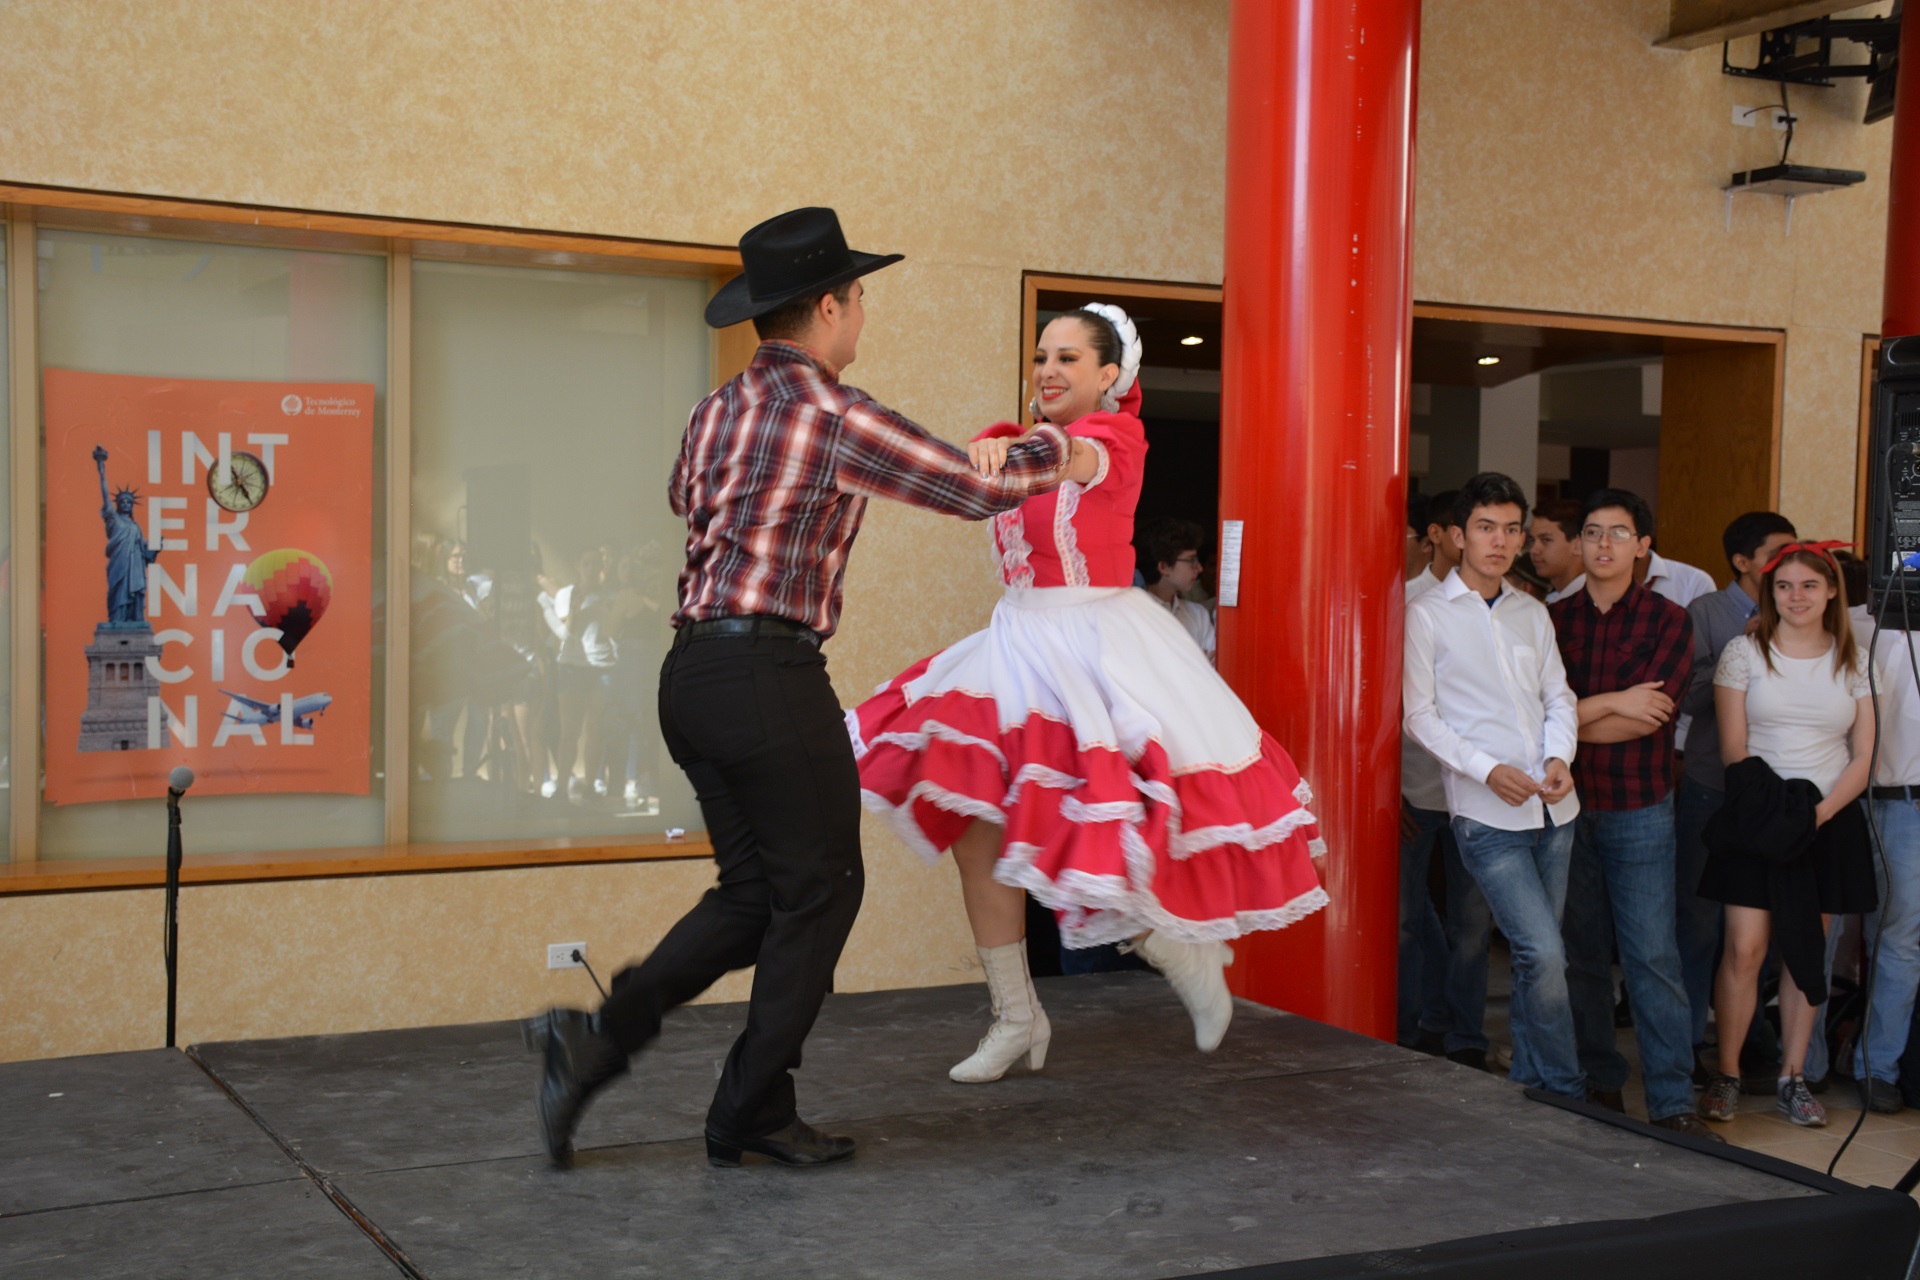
463;465;533;577
1866;334;1920;612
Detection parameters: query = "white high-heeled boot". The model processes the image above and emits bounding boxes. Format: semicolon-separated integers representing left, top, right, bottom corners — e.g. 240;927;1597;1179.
949;940;1051;1083
1138;931;1234;1052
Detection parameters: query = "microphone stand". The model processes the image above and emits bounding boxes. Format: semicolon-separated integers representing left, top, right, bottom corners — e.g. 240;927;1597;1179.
164;783;184;1049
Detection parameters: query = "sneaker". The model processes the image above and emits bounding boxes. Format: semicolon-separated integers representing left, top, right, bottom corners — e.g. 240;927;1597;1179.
1861;1077;1906;1115
1776;1074;1828;1127
1698;1073;1741;1122
1586;1086;1626;1114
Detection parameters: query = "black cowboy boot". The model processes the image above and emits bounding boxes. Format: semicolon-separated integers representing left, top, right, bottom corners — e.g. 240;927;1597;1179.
529;1007;627;1167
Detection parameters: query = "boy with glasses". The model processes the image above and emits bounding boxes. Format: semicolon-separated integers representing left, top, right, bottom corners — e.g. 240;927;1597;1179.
1404;472;1582;1097
1549;490;1720;1139
1138;517;1215;662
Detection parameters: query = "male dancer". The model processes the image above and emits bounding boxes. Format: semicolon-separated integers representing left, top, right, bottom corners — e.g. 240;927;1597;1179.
531;208;1070;1168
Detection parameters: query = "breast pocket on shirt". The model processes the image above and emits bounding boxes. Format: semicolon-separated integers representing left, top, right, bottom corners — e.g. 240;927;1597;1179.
1509;644;1541;694
1614;639;1656;686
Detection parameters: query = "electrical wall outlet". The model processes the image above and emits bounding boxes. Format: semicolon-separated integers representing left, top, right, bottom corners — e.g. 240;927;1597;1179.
1733;105;1794;130
547;942;586;970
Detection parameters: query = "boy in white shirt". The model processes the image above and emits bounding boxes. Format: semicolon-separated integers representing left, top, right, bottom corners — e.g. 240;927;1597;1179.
1404;472;1583;1098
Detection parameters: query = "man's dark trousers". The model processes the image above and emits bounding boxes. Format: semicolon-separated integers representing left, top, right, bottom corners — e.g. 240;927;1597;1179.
597;628;865;1139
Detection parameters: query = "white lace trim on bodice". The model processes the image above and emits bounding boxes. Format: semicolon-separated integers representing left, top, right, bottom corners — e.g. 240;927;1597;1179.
995;507;1035;589
1054;481;1089;587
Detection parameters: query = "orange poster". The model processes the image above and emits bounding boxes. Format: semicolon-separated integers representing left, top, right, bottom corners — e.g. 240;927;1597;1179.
42;370;374;804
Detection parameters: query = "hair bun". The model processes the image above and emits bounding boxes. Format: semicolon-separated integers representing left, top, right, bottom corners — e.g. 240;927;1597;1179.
1080;302;1144;398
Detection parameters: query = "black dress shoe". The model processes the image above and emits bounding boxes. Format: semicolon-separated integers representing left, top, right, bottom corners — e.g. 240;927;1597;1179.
1586;1087;1626;1114
1861;1077;1906;1114
534;1008;627;1168
1651;1113;1726;1143
1445;1047;1489;1073
705;1117;856;1169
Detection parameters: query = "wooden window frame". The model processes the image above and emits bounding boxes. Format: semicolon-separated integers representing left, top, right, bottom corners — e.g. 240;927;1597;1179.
0;182;760;893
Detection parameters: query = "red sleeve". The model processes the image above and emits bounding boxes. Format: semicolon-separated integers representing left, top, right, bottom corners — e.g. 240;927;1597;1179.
1068;410;1146;492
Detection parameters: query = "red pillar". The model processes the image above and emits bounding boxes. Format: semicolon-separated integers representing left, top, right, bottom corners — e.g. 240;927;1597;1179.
1217;0;1420;1040
1886;7;1920;338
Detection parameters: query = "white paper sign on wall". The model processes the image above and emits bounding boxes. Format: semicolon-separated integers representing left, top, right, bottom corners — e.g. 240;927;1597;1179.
1218;519;1245;608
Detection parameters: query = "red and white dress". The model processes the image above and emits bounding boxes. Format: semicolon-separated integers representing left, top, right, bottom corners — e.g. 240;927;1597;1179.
847;387;1330;949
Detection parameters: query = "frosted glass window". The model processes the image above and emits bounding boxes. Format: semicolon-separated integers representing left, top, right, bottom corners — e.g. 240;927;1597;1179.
36;229;387;857
409;261;707;842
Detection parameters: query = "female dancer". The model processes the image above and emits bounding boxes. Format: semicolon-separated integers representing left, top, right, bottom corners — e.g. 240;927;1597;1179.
1697;543;1877;1128
849;304;1329;1082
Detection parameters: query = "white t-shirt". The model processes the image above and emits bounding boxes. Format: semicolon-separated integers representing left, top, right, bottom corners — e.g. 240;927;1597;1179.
1713;634;1869;794
1864;621;1920;787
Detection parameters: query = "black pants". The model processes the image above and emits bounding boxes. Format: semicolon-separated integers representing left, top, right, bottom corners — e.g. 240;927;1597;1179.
596;631;864;1138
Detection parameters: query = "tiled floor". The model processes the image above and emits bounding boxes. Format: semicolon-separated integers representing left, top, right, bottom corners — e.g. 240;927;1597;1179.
1712;1085;1920;1196
1472;943;1920;1198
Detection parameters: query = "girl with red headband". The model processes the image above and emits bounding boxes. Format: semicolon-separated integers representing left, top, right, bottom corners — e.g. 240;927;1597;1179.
1697;541;1878;1128
848;304;1328;1083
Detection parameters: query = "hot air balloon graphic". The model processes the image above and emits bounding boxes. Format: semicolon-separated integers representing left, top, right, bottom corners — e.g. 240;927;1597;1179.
243;549;333;668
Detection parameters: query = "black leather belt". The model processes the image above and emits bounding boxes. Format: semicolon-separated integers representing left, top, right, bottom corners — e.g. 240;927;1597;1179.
674;615;821;648
1869;785;1920;801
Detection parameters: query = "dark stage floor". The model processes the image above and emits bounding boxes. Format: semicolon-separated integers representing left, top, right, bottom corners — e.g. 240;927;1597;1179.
1;974;1899;1279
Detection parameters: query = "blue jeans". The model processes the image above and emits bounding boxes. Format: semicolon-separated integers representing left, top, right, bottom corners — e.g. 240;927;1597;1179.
1442;829;1492;1054
1564;796;1697;1120
1856;798;1920;1084
1452;815;1582;1097
1673;777;1723;1048
1399;802;1451;1045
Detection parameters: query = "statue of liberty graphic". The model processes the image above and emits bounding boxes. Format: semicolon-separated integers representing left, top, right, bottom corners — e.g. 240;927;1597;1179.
78;446;168;751
95;445;161;627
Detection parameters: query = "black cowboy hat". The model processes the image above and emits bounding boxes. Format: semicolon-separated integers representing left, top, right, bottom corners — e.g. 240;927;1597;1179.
704;207;903;329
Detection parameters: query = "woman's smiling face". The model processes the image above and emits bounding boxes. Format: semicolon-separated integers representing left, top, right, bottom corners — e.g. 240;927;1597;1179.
1031;315;1117;424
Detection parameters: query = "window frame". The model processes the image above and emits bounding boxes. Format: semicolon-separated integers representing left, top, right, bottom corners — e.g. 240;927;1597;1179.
0;182;758;891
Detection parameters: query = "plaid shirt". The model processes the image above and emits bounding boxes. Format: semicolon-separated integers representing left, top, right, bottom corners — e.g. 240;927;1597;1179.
1549;581;1694;811
669;341;1069;638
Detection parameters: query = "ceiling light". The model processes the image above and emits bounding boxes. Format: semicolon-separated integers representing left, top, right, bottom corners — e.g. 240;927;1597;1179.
1180;336;1203;346
1477;356;1501;366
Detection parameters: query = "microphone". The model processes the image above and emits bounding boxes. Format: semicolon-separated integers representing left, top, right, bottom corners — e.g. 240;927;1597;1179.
167;765;194;798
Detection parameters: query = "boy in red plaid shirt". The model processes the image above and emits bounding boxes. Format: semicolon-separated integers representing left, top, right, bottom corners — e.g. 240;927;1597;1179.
1548;488;1717;1139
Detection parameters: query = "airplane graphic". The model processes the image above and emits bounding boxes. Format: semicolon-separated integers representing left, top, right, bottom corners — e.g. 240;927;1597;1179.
222;691;333;730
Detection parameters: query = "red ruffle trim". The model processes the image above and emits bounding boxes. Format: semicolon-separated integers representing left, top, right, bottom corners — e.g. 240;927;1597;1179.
850;674;1329;947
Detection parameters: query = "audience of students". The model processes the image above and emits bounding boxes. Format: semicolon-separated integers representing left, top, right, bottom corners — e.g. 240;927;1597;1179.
1399;482;1906;1127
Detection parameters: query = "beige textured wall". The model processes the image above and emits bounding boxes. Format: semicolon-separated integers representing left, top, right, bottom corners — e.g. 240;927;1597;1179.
1416;0;1891;538
0;0;1900;1060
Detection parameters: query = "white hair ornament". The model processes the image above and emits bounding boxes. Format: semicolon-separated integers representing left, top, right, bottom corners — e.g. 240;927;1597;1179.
1081;302;1144;407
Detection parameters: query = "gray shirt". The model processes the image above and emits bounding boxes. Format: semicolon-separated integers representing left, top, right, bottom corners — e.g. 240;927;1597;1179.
1682;582;1759;790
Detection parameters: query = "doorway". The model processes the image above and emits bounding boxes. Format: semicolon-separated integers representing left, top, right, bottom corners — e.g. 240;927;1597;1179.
1021;274;1227;577
1409;305;1784;587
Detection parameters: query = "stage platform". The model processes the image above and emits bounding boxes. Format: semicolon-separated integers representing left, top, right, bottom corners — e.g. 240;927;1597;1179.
4;973;1915;1278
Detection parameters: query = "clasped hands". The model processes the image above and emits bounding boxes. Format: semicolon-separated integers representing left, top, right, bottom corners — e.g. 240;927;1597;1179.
968;437;1014;477
1485;759;1574;807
